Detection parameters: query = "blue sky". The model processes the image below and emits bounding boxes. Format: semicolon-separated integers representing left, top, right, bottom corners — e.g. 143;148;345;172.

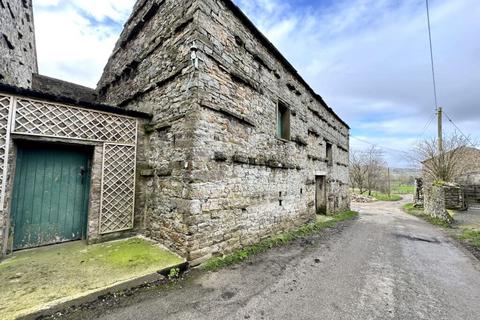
33;0;480;168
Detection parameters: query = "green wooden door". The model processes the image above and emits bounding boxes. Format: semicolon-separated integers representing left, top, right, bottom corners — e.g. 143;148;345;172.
11;143;91;250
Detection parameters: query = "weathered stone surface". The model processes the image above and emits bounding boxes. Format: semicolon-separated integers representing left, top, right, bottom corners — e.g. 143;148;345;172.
424;184;454;223
31;74;97;103
0;0;37;88
96;0;350;262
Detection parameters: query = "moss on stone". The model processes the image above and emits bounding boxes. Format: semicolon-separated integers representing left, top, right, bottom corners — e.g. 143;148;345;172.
0;237;184;320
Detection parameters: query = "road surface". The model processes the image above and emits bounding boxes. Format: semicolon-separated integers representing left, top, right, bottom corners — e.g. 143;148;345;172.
61;198;480;320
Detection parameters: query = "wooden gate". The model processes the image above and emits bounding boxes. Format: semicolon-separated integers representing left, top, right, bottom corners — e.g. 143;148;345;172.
11;143;91;250
464;185;480;208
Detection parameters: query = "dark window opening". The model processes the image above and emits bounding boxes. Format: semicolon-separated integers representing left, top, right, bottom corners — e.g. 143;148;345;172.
326;142;333;166
0;0;5;9
22;0;29;9
18;32;23;39
279;200;283;206
0;73;4;80
300;188;303;195
276;102;291;140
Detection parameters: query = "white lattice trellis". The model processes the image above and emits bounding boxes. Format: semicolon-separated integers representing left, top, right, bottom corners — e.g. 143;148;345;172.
99;144;136;234
0;94;138;236
0;95;13;208
14;98;137;144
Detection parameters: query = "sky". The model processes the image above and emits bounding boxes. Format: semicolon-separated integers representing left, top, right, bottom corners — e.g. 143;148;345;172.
32;0;480;168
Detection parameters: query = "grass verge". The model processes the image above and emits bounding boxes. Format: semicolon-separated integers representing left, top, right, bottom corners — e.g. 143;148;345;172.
201;211;358;271
402;203;451;228
373;193;402;202
457;229;480;249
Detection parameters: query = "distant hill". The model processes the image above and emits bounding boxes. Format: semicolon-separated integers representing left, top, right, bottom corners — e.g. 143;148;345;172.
390;168;422;180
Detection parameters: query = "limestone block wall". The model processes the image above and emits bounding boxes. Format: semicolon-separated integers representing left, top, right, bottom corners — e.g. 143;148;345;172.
97;0;198;106
443;185;464;210
424;185;453;222
183;0;350;263
97;0;201;256
0;0;37;87
97;0;350;262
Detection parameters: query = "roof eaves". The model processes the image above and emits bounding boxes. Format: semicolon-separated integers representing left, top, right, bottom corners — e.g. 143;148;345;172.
0;82;153;120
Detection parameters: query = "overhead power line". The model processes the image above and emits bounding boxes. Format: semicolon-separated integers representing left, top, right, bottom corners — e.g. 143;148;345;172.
416;112;436;142
425;0;439;110
444;112;475;146
350;136;409;155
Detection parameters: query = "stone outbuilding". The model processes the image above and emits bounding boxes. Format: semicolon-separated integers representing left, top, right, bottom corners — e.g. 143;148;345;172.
0;0;350;264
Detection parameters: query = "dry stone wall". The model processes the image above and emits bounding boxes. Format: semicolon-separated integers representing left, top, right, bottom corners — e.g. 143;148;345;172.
0;0;37;87
97;0;201;256
424;185;454;223
98;0;350;263
186;0;350;263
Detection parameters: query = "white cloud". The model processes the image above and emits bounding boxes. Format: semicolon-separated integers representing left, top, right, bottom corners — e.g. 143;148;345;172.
235;0;480;167
31;0;480;167
33;0;135;87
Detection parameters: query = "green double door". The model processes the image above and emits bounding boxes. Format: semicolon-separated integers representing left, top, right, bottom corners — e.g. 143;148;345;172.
11;143;91;250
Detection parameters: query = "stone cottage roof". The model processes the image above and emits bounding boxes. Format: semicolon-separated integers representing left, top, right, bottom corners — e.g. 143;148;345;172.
32;74;98;104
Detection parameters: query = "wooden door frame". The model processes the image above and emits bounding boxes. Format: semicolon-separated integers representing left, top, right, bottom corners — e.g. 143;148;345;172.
4;136;97;252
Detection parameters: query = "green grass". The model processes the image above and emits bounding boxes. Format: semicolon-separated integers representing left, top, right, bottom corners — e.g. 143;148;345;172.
373;193;402;202
391;184;415;195
457;229;480;248
402;203;452;228
351;188;402;202
201;211;358;271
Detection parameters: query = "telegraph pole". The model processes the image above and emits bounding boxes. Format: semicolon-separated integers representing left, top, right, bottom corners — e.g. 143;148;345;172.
437;107;443;154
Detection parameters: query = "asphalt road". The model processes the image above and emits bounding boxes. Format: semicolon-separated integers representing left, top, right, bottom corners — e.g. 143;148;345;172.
65;198;480;320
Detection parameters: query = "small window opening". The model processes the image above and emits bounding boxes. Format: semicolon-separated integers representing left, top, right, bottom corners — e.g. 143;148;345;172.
276;102;291;140
279;200;283;206
326;142;333;166
300;188;303;195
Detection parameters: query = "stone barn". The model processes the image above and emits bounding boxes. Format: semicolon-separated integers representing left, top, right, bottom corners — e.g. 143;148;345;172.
0;0;350;264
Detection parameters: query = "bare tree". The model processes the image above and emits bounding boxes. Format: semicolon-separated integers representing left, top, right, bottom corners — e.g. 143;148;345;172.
413;133;473;183
350;146;387;195
350;150;368;194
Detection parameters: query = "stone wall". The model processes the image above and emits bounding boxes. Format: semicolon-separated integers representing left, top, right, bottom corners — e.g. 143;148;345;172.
97;0;201;257
424;185;453;222
186;0;350;263
97;0;350;263
443;185;464;210
0;0;37;87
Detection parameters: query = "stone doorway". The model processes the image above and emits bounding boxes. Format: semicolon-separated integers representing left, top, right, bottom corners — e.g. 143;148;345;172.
315;175;327;215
